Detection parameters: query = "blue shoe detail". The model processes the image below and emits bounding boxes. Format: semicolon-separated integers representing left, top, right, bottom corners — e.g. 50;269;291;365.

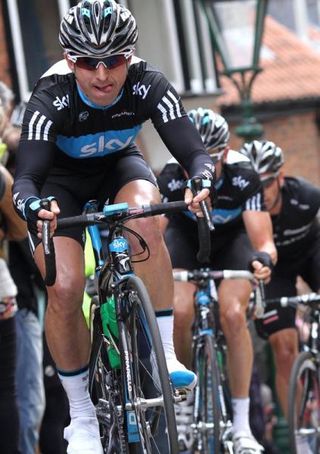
170;370;197;390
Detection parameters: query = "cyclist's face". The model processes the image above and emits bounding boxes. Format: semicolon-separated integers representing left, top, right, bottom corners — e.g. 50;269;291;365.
67;57;130;106
261;172;283;213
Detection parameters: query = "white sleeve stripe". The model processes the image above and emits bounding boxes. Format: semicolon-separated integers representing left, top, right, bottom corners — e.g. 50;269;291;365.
28;111;52;141
162;96;175;120
43;120;53;141
157;102;168;123
157;90;182;123
35;115;46;140
167;90;182;117
28;111;40;140
246;193;262;211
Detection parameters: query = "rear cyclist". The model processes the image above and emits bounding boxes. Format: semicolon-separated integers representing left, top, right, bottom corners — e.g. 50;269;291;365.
158;107;277;453
12;2;215;453
241;140;320;454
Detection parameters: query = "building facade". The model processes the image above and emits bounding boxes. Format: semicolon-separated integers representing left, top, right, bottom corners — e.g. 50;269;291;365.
1;0;320;182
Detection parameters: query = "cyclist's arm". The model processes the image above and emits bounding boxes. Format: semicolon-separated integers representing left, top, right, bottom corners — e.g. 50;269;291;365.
243;210;277;281
157;116;214;183
13;140;56;220
243;210;276;261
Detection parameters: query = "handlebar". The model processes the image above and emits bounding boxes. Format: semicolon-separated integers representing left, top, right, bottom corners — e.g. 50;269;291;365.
173;269;265;318
42;200;188;287
266;292;320;308
189;178;214;264
40;199;56;286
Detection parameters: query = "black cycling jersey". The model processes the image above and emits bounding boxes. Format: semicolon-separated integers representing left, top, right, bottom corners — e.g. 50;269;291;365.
271;176;320;261
256;176;320;338
13;58;214;219
157;149;265;234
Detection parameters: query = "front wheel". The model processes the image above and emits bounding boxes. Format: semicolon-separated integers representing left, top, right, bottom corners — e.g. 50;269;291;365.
192;334;224;454
118;275;179;453
288;351;320;454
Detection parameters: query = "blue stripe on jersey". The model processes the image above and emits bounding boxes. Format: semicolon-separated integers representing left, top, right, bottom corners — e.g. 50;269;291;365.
56;126;142;158
184;206;242;224
76;84;124;110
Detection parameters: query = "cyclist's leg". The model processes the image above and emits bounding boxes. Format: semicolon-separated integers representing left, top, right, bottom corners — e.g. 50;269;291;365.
269;328;299;417
31;179;104;453
258;270;301;418
172;280;195;369
216;230;264;451
218;278;252;408
112;164;196;389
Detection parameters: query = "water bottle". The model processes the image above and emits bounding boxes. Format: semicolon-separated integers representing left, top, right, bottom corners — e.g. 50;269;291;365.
100;295;120;369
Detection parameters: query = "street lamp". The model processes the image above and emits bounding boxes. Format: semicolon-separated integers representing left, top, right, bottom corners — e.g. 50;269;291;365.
197;0;268;142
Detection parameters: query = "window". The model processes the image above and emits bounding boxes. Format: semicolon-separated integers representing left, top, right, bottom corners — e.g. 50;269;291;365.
5;0;219;100
124;0;219;95
5;0;72;101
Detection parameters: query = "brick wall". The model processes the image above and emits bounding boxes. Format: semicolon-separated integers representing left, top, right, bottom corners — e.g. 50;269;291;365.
228;111;320;186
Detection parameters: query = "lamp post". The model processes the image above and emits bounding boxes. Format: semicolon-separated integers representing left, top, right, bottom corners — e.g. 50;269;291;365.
198;0;268;142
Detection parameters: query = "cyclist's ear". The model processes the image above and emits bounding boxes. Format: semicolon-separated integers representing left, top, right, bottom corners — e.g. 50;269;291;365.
64;53;75;72
278;170;285;187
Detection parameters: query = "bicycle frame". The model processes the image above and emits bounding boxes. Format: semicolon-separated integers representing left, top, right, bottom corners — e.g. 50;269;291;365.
174;268;259;453
192;271;232;450
86;202;143;444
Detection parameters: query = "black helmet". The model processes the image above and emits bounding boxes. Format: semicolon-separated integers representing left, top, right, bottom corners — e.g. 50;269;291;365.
188;108;230;158
240;140;284;176
59;0;138;58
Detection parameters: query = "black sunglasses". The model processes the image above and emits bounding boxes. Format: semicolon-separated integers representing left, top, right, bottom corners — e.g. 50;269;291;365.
74;55;127;71
261;176;277;188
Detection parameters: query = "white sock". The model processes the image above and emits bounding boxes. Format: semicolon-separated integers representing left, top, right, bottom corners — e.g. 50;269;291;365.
156;311;175;358
156;309;185;374
58;366;96;421
232;397;251;435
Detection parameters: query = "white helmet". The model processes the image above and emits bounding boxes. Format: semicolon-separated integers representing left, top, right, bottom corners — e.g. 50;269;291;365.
59;0;138;58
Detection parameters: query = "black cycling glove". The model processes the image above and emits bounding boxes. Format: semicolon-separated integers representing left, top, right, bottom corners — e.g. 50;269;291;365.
24;196;57;234
249;251;274;272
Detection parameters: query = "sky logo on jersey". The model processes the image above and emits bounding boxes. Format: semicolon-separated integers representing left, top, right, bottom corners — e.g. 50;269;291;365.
232;176;249;190
132;82;151;100
168;178;184;192
53;95;69;111
56;126;142;158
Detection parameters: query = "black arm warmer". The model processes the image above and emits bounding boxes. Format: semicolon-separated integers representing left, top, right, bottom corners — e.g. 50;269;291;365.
157;116;215;181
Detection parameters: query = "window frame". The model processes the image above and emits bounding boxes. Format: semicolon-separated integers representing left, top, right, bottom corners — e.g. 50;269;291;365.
5;0;71;101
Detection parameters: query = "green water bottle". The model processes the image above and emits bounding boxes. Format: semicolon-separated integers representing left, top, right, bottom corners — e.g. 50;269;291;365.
101;295;120;369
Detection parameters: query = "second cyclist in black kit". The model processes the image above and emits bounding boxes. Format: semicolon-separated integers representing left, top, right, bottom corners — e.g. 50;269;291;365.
12;2;215;453
241;140;320;453
158;108;277;454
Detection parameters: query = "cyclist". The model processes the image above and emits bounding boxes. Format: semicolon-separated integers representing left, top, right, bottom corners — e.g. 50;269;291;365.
240;140;320;453
12;1;215;452
157;108;277;453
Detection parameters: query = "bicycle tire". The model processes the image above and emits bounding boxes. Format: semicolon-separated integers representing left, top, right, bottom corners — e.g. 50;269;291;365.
193;333;222;453
288;350;320;454
89;297;129;453
117;274;179;453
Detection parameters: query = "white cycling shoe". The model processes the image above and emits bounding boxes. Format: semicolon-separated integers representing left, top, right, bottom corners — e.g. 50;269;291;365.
166;357;197;391
64;416;103;454
232;431;264;454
